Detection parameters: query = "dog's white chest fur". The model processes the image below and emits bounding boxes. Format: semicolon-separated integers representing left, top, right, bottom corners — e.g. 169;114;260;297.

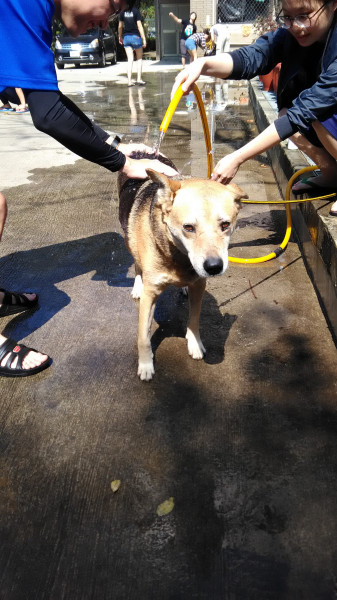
153;272;172;287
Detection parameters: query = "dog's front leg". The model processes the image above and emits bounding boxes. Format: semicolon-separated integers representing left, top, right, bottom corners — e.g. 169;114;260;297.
186;278;206;359
137;288;158;381
131;261;143;299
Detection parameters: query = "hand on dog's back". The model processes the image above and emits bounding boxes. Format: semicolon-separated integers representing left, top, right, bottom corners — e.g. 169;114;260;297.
121;156;178;180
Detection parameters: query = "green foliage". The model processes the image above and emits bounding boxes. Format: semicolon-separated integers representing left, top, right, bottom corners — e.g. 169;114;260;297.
52;18;63;51
140;1;156;47
140;0;155;14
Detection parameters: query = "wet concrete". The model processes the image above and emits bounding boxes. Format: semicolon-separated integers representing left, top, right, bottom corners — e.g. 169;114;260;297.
1;70;337;599
249;78;337;340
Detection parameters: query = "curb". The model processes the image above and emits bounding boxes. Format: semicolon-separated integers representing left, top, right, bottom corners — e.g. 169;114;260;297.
249;77;337;341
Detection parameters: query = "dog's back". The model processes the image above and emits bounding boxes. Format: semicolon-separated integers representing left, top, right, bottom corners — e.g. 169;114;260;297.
118;151;177;240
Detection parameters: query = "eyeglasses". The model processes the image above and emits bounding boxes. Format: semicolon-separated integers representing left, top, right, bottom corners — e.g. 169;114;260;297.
276;0;331;28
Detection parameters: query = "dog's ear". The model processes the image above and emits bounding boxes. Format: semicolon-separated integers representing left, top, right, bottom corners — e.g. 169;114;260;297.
225;183;248;210
146;169;181;193
146;169;181;214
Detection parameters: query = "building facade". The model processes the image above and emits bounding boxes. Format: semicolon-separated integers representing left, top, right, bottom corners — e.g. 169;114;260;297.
154;0;277;59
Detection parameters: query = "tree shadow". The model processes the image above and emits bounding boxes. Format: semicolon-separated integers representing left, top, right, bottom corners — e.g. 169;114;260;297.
1;233;235;367
0;232;133;340
151;286;237;365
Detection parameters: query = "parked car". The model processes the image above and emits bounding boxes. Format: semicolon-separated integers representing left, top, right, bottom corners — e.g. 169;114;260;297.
54;26;117;69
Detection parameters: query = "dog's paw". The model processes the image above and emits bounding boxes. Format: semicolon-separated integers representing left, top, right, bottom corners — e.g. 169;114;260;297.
132;275;143;300
186;329;205;360
138;361;155;381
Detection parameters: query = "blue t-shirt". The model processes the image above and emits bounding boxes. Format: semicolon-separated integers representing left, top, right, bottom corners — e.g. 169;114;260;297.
0;0;58;92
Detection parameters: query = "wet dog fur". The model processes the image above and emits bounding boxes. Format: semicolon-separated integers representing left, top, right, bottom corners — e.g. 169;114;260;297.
118;152;247;380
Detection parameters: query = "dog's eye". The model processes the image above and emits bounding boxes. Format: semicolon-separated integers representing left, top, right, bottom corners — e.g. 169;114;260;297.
220;221;230;232
183;224;195;233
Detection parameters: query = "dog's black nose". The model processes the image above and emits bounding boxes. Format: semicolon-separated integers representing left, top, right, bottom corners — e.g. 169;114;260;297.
204;257;223;275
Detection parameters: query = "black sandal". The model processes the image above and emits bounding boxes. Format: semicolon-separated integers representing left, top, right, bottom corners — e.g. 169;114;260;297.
0;337;51;377
0;288;38;317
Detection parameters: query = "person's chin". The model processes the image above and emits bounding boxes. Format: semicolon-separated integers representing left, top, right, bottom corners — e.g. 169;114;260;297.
293;33;312;46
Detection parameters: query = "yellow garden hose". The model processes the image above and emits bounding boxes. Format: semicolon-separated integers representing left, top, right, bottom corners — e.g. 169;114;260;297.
159;85;336;264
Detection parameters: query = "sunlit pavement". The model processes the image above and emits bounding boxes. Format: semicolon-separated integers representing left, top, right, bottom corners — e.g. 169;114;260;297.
1;62;337;599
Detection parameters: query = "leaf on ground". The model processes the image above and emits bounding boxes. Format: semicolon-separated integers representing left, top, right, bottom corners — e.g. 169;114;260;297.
156;497;174;516
110;479;121;493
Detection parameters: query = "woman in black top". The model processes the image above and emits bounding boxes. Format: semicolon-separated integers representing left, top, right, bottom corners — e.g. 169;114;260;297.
118;3;147;86
169;11;197;66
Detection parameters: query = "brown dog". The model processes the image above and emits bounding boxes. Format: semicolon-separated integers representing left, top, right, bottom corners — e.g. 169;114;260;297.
118;154;247;380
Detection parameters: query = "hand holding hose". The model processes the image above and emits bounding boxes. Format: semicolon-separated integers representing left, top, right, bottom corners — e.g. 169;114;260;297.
171;55;235;100
171;59;206;98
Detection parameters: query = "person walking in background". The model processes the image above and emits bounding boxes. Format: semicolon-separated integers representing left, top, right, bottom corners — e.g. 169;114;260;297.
210;22;230;54
169;11;197;67
185;29;211;63
0;88;29;113
118;2;147;86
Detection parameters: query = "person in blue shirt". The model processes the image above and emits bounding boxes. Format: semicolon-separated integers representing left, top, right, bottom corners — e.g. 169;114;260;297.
0;0;177;377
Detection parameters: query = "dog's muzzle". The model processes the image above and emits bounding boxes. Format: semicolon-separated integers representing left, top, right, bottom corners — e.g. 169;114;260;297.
203;257;224;276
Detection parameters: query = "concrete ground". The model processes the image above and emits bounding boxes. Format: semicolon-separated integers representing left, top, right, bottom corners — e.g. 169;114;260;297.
249;79;337;340
1;60;337;599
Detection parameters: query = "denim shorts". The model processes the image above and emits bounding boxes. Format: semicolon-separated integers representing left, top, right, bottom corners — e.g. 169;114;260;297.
123;34;143;49
185;37;197;51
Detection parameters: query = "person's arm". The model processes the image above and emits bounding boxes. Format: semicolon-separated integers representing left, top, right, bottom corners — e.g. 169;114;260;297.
26;90;176;179
137;20;147;48
169;12;182;24
285;67;337;137
118;20;123;45
211;123;282;184
172;29;285;98
171;54;234;97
